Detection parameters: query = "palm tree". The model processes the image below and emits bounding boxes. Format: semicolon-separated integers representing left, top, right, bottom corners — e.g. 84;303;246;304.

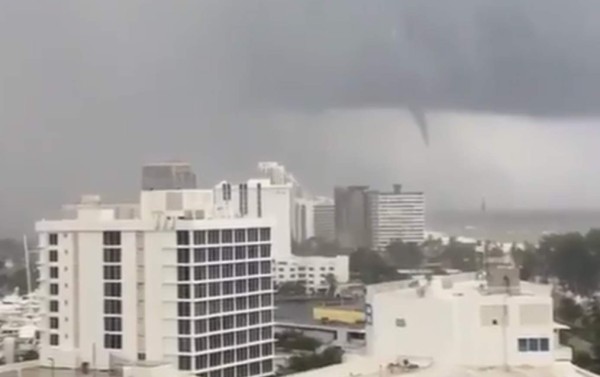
325;273;338;298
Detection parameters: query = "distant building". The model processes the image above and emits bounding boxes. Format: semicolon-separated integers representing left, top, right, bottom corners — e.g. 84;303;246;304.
141;162;197;191
334;186;370;250
273;256;349;294
313;199;335;243
368;184;425;249
36;166;275;375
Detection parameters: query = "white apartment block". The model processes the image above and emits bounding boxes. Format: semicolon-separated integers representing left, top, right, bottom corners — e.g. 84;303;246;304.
273;256;349;293
213;179;293;261
291;266;586;377
36;189;276;377
293;197;335;244
368;185;425;250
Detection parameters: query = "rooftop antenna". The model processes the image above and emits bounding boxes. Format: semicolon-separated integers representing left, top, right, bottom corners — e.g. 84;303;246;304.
22;235;32;296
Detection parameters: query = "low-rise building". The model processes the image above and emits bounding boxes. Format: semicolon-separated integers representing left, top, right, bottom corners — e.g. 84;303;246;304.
273;256;349;294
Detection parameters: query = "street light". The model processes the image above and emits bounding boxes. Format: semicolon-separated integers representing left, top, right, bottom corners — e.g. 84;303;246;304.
48;357;55;377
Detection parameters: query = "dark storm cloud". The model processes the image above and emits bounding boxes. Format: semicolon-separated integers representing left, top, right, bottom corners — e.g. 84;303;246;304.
2;0;600;236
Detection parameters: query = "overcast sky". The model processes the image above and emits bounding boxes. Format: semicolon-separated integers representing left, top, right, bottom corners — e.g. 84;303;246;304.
2;1;600;236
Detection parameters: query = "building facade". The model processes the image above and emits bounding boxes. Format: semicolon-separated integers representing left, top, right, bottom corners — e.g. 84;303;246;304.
312;200;335;243
334;186;370;250
213;179;293;260
273;256;349;294
368;185;425;250
36;188;275;377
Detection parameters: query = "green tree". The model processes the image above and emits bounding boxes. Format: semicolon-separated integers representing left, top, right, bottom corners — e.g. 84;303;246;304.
277;281;306;296
545;233;598;295
437;239;477;271
385;241;423;269
557;297;583;324
324;273;337;297
350;249;400;284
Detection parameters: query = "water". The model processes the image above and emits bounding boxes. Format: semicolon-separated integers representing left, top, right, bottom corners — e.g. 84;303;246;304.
427;209;600;243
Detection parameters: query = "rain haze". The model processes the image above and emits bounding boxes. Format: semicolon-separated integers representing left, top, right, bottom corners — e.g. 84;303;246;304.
2;0;600;237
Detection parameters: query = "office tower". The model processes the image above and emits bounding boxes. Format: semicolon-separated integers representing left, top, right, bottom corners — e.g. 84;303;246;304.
36;170;275;376
334;186;370;250
368;184;425;250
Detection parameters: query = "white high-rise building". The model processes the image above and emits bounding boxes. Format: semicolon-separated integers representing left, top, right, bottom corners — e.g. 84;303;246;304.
213;179;293;260
368;184;425;250
312;198;335;243
36;174;276;376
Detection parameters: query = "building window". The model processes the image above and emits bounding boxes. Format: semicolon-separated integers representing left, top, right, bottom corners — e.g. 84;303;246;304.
249;362;260;376
195;337;207;351
178;356;192;371
49;317;59;329
208;248;220;262
248;262;259;276
178;338;192;352
208;230;220;244
104;300;122;314
104;283;121;297
236;314;247;327
177;249;190;264
223;315;234;330
260;294;272;307
222;265;234;278
249;312;260;326
178;302;191;317
49;233;58;246
50;333;60;346
235;263;246;277
209;317;221;332
195;354;208;369
195;319;208;334
236;297;247;311
249;279;259;292
194;248;206;263
209;334;221;349
50;283;59;295
260;261;271;275
49;250;58;262
235;280;247;294
194;231;206;245
259;228;270;241
518;338;549;352
195;302;207;317
262;343;273;356
260;245;271;258
49;300;59;312
103;248;121;263
104;317;122;332
178;320;191;335
261;277;272;291
222;247;233;261
177;231;190;245
194;284;207;298
177;267;190;281
236;364;248;377
222;230;233;243
209;300;221;314
223;298;235;312
209;352;221;367
248;229;259;242
209;265;220;279
105;334;122;349
178;284;191;299
223;282;234;295
209;282;221;297
235;229;246;243
50;267;59;279
194;266;207;281
248;246;259;259
236;332;248;347
103;231;121;246
261;310;273;323
262;360;273;374
235;246;246;260
103;266;121;280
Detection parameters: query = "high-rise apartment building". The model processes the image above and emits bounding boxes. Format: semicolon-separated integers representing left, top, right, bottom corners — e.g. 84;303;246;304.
334;186;370;250
36;174;275;376
368;184;425;250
